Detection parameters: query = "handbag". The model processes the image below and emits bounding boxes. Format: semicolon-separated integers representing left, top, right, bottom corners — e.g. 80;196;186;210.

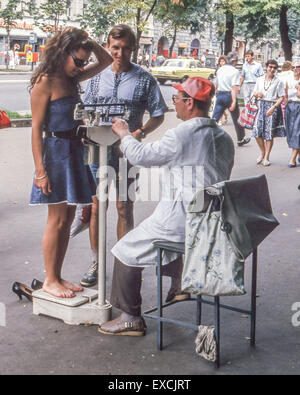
237;96;258;129
0;110;11;129
182;175;279;297
182;198;246;297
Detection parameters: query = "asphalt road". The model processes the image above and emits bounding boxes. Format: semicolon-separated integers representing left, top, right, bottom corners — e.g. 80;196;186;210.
0;74;175;113
0;74;31;112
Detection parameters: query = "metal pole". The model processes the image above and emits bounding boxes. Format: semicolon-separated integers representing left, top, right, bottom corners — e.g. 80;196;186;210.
98;145;108;306
250;248;257;347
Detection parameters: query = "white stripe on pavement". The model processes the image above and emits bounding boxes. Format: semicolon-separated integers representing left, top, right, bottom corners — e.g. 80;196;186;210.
0;80;30;83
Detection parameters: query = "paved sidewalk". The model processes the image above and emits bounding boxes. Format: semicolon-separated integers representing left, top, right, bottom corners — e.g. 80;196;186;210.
0;112;299;375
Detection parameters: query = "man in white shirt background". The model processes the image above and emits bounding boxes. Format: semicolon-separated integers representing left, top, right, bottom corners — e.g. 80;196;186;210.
239;50;264;106
212;51;250;147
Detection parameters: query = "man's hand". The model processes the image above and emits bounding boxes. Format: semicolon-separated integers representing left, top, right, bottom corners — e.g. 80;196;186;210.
229;101;236;112
255;92;264;99
112;118;130;139
131;128;143;141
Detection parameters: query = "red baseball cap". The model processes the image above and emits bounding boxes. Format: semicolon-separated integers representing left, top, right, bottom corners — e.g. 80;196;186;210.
172;77;214;101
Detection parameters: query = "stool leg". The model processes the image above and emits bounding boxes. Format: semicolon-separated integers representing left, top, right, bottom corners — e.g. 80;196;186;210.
250;248;257;348
196;295;202;326
157;247;163;350
214;296;220;368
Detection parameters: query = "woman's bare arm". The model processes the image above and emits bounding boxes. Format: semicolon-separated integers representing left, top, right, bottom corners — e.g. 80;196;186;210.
78;41;113;82
31;75;52;195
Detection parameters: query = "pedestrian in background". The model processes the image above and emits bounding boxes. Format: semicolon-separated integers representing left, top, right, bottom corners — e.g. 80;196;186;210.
239;50;264;106
284;61;300;167
278;61;293;120
213;51;250;147
252;59;285;166
215;55;228;126
29;27;112;298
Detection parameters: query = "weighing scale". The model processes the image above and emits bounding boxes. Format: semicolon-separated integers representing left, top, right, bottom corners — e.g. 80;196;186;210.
32;103;129;325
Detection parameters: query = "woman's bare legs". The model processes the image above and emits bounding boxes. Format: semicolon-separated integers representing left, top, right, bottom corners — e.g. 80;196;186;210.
289;148;299;166
56;205;83;292
264;139;274;162
42;203;79;298
255;137;265;163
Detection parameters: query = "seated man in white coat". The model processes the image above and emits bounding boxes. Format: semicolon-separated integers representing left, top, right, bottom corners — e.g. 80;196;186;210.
99;77;235;336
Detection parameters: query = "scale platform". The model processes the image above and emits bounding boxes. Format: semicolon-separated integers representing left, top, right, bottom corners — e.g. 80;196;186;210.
32;288;112;326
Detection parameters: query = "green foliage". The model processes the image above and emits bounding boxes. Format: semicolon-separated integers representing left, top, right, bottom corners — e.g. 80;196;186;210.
78;0;124;38
154;0;209;34
287;8;300;43
0;0;24;30
31;0;72;34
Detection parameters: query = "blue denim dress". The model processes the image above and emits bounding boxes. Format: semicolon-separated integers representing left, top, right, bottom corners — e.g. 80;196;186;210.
30;96;96;205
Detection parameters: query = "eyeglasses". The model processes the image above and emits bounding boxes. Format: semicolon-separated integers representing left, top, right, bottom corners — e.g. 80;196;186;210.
70;52;89;68
172;94;190;103
268;65;278;70
292;66;300;70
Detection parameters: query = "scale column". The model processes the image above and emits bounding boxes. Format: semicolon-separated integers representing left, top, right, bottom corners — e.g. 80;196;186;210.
98;145;108;306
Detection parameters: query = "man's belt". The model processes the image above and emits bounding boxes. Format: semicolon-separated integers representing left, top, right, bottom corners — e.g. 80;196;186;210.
43;130;80;140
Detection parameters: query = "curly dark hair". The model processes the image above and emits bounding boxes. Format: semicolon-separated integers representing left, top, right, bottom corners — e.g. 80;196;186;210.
29;27;94;91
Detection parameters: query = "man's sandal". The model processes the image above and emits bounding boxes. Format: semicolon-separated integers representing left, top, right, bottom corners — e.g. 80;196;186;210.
98;316;146;337
165;290;190;304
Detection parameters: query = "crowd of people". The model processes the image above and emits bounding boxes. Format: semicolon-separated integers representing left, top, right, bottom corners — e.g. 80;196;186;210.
216;51;300;167
24;23;300;336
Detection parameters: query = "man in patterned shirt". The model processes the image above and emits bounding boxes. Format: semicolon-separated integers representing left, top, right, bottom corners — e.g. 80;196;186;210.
79;24;168;287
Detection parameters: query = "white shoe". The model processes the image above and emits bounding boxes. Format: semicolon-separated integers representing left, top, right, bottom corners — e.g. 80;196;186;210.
256;156;264;164
263;159;270;166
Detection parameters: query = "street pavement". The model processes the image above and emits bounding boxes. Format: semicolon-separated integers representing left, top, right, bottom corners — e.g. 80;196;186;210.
0;111;300;376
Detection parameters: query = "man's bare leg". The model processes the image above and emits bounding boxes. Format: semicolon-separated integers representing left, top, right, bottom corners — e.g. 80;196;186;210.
116;198;134;240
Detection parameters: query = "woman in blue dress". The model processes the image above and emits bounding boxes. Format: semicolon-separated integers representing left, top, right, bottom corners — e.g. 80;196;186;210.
252;59;285;166
285;61;300;167
29;27;112;298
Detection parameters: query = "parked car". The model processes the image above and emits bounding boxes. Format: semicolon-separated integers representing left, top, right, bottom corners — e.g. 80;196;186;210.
150;58;216;85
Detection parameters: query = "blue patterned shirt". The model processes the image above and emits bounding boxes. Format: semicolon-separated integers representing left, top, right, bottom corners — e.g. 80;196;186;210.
83;63;168;132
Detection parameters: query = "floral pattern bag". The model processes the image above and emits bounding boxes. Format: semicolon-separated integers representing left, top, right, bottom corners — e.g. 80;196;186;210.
182;198;246;297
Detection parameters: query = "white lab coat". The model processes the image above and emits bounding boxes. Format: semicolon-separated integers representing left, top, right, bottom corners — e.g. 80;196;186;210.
111;117;234;267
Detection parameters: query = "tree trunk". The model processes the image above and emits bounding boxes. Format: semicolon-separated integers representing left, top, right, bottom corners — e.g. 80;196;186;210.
132;8;142;63
243;38;248;59
6;28;10;70
279;5;293;61
169;26;177;59
224;11;234;55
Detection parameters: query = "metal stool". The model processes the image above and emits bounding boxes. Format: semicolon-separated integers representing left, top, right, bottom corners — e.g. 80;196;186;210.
143;241;258;368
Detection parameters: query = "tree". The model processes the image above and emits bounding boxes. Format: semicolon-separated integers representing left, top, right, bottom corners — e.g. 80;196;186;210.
78;0;158;62
105;0;159;62
154;0;209;59
287;8;300;44
240;0;300;60
0;0;25;69
31;0;71;34
214;0;243;54
77;0;125;39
